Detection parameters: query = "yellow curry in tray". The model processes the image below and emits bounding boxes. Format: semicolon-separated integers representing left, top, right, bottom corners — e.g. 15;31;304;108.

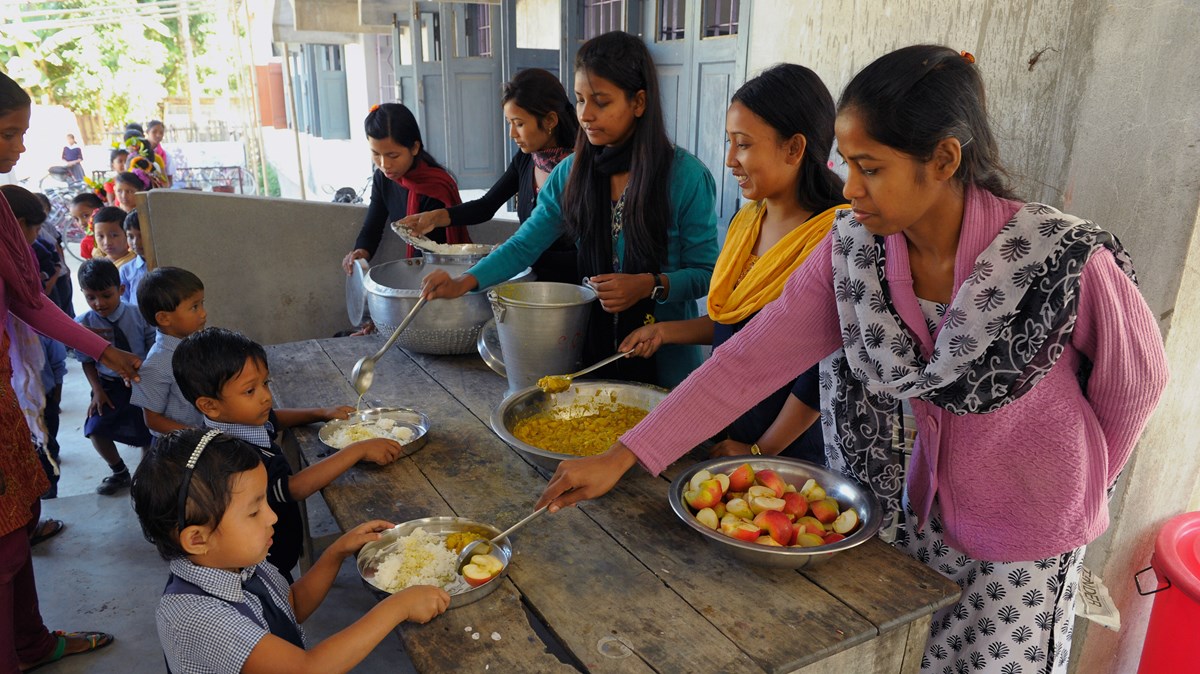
511;397;650;457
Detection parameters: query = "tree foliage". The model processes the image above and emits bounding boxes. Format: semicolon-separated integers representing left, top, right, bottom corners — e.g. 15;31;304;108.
0;0;239;127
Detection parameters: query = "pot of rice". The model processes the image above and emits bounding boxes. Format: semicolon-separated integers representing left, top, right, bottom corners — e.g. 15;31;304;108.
356;516;511;608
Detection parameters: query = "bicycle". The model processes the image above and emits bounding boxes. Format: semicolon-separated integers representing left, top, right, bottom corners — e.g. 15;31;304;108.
40;166;89;261
326;177;373;204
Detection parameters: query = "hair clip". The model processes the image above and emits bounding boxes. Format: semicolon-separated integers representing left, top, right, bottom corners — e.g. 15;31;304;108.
960;51;976;64
369;104;381;113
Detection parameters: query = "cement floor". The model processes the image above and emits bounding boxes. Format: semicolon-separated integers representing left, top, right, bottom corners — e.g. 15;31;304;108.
28;263;413;672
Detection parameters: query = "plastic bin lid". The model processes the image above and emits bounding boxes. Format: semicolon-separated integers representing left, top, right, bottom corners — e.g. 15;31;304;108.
346;259;368;326
1152;511;1200;601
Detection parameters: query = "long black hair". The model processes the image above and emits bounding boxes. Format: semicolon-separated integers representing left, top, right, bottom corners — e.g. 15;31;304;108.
0;185;46;226
0;72;31;116
838;45;1015;200
502;68;579;150
364;103;445;171
733;64;844;214
561;31;674;277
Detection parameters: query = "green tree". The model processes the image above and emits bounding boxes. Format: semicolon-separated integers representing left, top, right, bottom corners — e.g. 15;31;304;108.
0;0;237;128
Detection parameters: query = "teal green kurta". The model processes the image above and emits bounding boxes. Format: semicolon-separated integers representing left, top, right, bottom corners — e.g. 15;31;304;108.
467;146;719;387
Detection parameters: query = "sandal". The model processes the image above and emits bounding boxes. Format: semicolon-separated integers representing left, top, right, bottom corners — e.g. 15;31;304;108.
20;630;113;672
30;519;64;546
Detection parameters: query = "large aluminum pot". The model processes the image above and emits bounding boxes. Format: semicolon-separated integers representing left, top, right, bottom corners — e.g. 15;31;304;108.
363;259;532;355
481;282;597;392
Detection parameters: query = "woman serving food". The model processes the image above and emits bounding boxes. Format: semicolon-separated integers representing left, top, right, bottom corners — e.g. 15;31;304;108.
536;46;1168;674
421;31;719;388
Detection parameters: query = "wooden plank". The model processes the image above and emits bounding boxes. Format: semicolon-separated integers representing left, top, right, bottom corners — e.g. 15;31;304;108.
588;467;877;674
276;338;766;673
790;618;909;674
898;616;932;674
267;340;570;672
800;538;961;633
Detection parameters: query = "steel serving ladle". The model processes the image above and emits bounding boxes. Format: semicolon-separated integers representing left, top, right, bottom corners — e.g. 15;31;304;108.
351;296;427;396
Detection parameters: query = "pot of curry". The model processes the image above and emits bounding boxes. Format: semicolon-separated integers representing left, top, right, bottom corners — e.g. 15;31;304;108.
490;380;668;470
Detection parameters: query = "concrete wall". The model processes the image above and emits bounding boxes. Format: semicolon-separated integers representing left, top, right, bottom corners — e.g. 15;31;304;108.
746;2;1200;672
138;189;519;345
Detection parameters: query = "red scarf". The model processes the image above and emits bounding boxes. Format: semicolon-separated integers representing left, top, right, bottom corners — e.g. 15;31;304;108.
397;162;470;257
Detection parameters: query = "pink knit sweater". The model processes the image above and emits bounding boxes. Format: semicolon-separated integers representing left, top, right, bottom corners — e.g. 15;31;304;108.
622;188;1168;562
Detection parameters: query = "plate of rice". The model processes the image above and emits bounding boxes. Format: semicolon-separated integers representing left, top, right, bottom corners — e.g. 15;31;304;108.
319;407;429;457
357;517;512;608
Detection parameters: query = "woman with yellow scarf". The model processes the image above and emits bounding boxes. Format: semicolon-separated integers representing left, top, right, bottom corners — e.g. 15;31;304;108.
620;64;846;462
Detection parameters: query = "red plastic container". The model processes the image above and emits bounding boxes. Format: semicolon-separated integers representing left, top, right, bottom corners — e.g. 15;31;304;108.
1137;511;1200;674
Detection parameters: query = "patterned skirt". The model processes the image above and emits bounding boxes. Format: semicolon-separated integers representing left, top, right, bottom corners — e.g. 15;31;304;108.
895;499;1084;674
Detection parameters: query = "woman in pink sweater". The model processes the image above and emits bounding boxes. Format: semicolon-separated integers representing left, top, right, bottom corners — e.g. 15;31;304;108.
537;46;1168;673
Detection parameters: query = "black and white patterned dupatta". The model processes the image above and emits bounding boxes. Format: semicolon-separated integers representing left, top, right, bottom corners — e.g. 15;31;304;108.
818;202;1137;530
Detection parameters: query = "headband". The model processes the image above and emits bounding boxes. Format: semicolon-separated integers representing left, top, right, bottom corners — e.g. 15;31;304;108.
176;429;222;531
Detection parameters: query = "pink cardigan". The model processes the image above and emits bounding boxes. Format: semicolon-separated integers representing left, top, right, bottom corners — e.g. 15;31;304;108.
623;188;1168;562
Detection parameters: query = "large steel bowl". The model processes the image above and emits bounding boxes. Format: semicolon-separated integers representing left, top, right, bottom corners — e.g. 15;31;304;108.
669;456;883;569
491;380;668;470
363;258;532;354
356;516;512;609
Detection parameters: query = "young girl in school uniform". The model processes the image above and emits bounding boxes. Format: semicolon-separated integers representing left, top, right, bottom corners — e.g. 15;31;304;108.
341;103;470;272
536;45;1168;673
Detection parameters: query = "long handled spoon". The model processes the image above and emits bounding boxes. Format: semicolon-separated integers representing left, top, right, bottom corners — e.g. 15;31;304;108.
455;506;548;573
537;350;633;394
351;297;427;396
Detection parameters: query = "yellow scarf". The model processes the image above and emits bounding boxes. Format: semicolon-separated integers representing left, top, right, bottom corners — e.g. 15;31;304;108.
707;202;846;324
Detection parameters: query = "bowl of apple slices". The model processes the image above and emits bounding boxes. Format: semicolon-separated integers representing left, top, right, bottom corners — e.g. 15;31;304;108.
669;457;882;568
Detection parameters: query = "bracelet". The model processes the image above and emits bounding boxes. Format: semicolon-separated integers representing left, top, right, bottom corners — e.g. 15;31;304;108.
750;443;762;455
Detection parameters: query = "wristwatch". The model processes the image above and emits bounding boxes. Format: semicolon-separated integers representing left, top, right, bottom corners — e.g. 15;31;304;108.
650;273;667;301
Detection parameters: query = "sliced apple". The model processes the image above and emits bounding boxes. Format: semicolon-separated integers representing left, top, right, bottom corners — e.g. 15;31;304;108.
800;478;826;502
713;472;731;494
727;521;761;542
781;492;808;520
727;463;755;492
755;535;783;547
746;485;776;500
832;508;859;534
749;496;786;515
462;554;504;587
793;516;825;536
684;479;724;510
810;497;840;524
725;497;754;520
755;469;787;498
793;532;826;548
689;469;714;493
822;532;847;544
753;509;794;546
695;507;720;530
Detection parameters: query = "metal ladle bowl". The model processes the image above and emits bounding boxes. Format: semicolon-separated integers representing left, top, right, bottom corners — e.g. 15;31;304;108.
455;505;547;573
351;296;427;396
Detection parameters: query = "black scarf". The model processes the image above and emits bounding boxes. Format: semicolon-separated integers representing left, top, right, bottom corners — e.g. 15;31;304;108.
592;141;633;176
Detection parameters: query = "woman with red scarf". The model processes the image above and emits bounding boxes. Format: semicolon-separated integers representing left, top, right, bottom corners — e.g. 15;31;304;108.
341;103;470;273
398;69;581;283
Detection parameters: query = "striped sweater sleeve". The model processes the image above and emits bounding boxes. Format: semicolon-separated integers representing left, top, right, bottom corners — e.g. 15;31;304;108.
621;234;843;475
1071;248;1169;483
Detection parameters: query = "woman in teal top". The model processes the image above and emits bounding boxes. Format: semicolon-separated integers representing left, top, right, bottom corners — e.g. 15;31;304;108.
423;31;718;388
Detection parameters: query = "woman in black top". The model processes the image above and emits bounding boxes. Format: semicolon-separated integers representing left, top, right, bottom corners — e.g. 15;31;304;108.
342;104;469;273
398;69;580;283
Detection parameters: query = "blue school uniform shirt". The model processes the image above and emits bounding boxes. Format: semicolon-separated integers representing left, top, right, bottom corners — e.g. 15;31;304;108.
119;255;147;304
39;335;67;392
204;414;303;578
131;331;208;436
74;302;156;377
158;557;306;674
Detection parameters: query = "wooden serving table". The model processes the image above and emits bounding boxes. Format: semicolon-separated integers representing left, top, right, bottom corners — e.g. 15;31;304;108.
267;336;960;673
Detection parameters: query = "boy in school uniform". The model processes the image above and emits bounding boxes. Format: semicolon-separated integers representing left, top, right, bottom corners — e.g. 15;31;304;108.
75;258;157;494
131;429;449;674
90;206;135;267
172;328;406;581
119;209;147;304
131;267;208;436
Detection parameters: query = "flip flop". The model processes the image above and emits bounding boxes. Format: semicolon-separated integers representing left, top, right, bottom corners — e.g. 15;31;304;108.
30;519;64;546
20;630;113;672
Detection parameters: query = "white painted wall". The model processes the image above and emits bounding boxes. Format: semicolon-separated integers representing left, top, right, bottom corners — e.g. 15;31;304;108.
746;2;1200;672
